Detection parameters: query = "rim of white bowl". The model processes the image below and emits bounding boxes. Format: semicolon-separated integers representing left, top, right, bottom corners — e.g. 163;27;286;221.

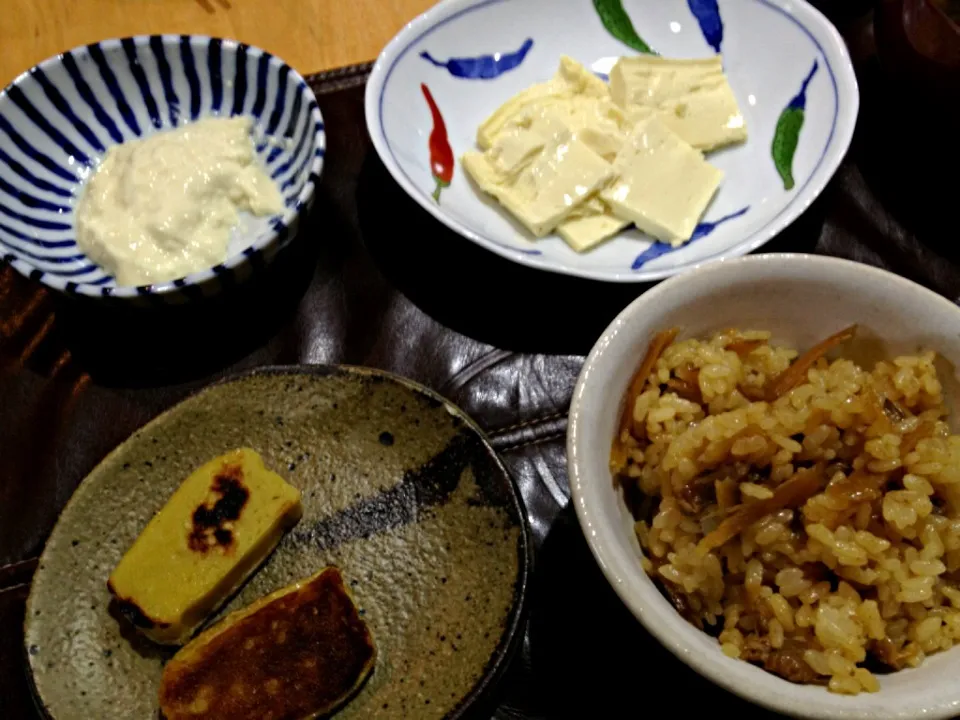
0;34;326;299
365;0;861;283
567;253;960;719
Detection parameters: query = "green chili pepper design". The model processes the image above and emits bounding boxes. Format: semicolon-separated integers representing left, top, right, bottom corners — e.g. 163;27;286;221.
772;60;819;191
772;111;803;190
593;0;656;54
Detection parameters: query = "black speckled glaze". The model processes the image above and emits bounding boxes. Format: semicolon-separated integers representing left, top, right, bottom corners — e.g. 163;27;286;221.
24;365;531;720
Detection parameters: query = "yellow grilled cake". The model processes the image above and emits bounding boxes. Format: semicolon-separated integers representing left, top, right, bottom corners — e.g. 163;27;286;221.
158;566;377;720
107;448;302;645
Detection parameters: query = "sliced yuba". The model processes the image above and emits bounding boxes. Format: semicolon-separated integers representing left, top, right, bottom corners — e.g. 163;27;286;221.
477;55;612;149
557;196;630;252
601;116;723;245
462;129;613;238
466;54;746;253
609;55;747;152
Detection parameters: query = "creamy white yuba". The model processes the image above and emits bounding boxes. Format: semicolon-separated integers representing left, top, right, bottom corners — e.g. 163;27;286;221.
76;117;285;286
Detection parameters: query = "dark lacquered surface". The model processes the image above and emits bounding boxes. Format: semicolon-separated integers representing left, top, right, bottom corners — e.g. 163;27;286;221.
3;6;960;717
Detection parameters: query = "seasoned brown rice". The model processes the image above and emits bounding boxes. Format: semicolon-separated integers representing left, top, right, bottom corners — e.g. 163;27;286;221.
611;327;960;695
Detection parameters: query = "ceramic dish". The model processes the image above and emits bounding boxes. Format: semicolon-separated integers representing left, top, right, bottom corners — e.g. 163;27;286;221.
365;0;859;283
0;35;325;303
567;254;960;718
25;366;530;719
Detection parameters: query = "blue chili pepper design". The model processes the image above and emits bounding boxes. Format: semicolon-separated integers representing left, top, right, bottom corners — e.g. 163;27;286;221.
630;241;673;270
772;60;819;190
631;207;749;270
420;38;534;80
788;60;819;112
687;0;724;53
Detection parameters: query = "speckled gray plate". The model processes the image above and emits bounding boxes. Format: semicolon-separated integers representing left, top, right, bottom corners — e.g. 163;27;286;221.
24;366;531;720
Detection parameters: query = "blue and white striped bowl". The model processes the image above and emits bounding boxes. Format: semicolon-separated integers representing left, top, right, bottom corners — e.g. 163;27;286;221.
0;35;325;302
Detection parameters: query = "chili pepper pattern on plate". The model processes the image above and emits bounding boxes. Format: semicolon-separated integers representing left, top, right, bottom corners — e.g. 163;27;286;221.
418;83;543;256
368;0;856;282
687;0;724;52
772;60;819;191
420;38;534;79
631;207;750;270
593;0;656;54
421;84;454;203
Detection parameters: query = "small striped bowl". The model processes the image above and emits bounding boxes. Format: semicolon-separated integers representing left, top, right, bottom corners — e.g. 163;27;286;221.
0;35;325;303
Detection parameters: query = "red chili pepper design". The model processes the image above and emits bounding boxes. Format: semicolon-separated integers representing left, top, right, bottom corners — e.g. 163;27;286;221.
421;83;454;203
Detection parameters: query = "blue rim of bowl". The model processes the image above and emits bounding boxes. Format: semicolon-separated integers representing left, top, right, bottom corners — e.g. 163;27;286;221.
0;34;326;299
366;0;860;283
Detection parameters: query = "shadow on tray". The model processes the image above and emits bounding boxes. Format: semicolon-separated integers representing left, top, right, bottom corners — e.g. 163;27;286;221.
357;153;824;357
847;0;960;261
854;63;958;260
45;200;332;388
521;507;777;719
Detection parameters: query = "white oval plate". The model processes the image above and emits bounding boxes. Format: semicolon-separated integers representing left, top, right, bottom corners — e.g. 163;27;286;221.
365;0;859;283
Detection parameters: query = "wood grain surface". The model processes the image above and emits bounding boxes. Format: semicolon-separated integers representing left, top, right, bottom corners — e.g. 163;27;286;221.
1;0;436;86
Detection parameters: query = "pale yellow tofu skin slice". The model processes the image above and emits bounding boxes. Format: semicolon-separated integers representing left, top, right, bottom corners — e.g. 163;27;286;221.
487;128;546;179
482;93;629;169
601;116;723;245
107;448;303;645
463;131;614;238
477;55;612;149
610;55;747;152
557;197;630;252
461;150;505;196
